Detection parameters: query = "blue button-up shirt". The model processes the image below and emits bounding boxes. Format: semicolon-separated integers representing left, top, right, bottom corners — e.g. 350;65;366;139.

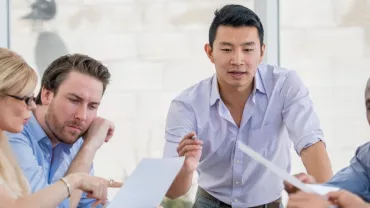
7;114;100;208
325;142;370;202
163;64;324;207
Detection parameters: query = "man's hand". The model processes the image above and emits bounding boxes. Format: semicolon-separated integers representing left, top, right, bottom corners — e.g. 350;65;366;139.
327;190;368;208
177;131;202;173
287;192;330;208
285;172;316;194
82;117;115;151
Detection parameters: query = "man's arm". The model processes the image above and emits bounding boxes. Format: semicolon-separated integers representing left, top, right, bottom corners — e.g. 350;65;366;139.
166;160;195;199
66;118;115;208
281;71;333;182
300;141;332;182
76;168;104;208
163;100;199;199
326;162;370;201
66;145;98;208
8;134;70;208
325;143;370;202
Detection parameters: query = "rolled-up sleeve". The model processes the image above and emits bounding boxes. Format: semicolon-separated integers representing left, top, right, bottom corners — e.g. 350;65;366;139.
163;100;196;158
280;71;324;154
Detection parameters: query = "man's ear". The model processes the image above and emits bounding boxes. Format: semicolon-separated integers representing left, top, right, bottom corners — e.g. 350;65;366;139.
204;43;215;63
40;87;54;105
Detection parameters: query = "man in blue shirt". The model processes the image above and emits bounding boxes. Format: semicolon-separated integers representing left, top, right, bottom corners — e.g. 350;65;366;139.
163;4;333;208
286;78;370;208
8;54;115;208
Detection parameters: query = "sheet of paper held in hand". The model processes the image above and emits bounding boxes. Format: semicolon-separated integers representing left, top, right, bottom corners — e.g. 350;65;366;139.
107;157;185;208
237;141;339;207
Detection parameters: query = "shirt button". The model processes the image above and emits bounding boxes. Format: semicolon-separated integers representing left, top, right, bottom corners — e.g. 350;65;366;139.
235;181;239;184
236;160;240;164
234;199;238;202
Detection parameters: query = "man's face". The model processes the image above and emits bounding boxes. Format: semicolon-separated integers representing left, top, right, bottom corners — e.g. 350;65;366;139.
366;87;370;125
43;71;103;144
205;25;265;89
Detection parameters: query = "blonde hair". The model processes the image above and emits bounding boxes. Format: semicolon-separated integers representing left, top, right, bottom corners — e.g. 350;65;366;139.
0;48;38;197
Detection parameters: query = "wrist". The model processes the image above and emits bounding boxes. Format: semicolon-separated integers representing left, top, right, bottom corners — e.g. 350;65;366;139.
81;142;99;153
64;174;81;192
181;164;196;175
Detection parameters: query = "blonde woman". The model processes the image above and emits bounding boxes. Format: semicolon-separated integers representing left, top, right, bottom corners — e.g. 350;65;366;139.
0;48;121;208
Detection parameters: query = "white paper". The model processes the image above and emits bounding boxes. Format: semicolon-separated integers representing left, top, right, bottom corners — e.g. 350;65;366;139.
237;141;339;194
306;184;340;195
107;157;185;208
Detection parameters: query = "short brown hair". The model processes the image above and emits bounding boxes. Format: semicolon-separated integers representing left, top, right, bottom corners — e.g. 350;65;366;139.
35;54;110;105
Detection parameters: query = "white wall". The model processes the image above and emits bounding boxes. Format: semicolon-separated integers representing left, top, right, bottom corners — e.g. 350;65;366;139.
7;0;370;203
0;0;9;48
280;0;370;175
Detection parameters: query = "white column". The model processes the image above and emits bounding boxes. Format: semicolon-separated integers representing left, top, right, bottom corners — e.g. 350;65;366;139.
254;0;280;66
0;0;10;48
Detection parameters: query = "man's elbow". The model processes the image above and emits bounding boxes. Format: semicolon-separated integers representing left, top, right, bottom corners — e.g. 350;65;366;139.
165;190;181;200
165;184;190;200
165;193;177;200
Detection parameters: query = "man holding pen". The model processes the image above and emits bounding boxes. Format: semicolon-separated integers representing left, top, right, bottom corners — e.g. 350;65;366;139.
163;4;333;208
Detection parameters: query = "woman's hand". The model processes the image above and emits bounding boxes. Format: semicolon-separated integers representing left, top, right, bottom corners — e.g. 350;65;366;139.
327;190;368;208
287;191;330;208
66;173;122;207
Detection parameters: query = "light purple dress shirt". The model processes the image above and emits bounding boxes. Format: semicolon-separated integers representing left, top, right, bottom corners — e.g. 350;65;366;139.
163;64;324;207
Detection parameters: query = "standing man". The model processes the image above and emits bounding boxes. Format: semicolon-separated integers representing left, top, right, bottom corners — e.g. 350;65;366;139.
8;54;115;208
163;4;333;208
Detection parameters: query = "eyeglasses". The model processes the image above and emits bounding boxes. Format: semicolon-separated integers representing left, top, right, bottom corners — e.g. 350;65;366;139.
5;94;36;107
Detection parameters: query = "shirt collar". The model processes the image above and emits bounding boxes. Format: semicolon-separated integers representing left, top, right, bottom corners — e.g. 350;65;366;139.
209;68;266;106
27;113;74;151
255;67;266;94
209;75;220;106
27;113;48;142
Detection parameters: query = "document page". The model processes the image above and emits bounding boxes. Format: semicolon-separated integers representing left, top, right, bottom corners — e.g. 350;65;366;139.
237;141;339;195
108;157;185;208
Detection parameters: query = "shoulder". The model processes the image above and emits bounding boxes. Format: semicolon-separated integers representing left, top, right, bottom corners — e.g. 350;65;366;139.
172;76;214;106
7;115;44;145
258;64;299;84
257;64;305;99
354;142;370;168
6;130;32;146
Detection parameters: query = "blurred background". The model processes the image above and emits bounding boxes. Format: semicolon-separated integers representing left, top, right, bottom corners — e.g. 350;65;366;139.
1;0;370;207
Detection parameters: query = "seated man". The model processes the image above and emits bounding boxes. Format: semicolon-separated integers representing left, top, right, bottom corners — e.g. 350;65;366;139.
8;54;115;208
286;77;370;208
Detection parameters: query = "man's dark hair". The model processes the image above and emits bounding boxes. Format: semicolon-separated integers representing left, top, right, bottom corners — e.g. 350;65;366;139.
209;4;264;48
35;54;111;105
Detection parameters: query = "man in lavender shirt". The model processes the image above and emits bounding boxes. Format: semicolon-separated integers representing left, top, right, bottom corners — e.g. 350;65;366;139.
163;4;333;208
